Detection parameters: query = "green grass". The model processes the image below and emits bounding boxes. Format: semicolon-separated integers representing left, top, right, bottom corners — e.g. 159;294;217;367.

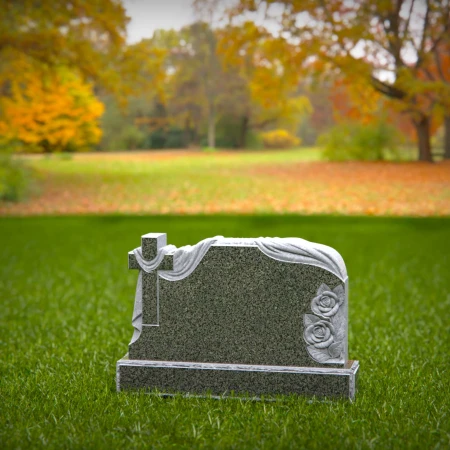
5;146;445;217
1;215;449;449
26;147;322;173
11;148;325;214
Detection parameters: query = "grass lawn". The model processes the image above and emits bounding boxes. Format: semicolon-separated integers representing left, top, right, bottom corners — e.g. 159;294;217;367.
2;148;449;216
1;214;449;449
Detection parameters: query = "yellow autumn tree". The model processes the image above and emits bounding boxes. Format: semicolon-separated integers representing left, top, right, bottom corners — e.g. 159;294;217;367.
217;22;311;147
0;61;104;153
0;0;128;96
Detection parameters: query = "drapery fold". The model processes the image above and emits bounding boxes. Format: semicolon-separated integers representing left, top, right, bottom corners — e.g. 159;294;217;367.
133;236;223;281
132;236;346;282
132;244;177;272
255;237;347;282
130;270;142;344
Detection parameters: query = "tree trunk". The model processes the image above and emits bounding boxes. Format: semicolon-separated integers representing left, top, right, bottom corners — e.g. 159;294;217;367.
192;126;199;147
239;116;249;148
207;101;215;148
444;115;450;160
40;139;52;153
414;116;433;162
184;117;191;148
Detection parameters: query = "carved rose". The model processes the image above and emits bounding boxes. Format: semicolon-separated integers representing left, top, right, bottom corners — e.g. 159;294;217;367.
311;284;344;318
303;283;345;363
304;320;335;349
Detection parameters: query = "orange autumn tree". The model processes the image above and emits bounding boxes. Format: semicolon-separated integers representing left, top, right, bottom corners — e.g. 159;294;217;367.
329;75;418;141
330;77;384;125
0;62;104;152
230;0;450;161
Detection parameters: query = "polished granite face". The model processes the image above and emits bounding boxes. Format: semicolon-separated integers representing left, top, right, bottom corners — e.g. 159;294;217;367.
128;245;347;368
119;234;357;399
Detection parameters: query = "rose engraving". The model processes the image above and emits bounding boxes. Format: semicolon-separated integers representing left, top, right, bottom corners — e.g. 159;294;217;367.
303;283;345;364
311;288;343;318
304;320;335;349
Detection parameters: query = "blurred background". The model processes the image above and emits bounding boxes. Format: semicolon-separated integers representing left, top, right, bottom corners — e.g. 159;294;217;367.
2;3;450;447
0;0;449;215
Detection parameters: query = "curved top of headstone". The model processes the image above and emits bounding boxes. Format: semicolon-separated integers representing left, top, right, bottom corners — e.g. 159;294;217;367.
132;236;347;282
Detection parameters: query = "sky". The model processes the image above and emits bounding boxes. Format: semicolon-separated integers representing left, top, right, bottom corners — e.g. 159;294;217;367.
123;0;196;43
123;0;281;43
121;0;415;83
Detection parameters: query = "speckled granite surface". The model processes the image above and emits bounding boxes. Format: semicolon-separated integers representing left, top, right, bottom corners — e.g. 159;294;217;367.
117;358;359;399
118;234;358;399
129;246;345;367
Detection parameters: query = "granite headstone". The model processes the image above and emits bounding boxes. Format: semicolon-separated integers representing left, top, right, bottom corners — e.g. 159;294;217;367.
117;233;359;399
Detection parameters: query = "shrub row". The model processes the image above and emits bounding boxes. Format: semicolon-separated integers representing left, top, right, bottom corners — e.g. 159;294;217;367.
318;121;401;161
0;154;35;202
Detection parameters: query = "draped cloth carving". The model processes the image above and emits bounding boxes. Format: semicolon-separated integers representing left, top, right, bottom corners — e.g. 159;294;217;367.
129;236;347;344
133;236;223;281
255;237;347;282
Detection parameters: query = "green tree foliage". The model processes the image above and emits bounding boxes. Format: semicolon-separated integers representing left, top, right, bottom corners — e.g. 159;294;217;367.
164;24;217;147
319;121;402;161
108;21;311;150
0;153;35;202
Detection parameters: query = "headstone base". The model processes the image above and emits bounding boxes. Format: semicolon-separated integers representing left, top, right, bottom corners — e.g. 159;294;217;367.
116;355;359;400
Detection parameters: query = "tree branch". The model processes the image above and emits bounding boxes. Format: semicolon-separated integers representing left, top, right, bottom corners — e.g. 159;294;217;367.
416;0;430;68
371;75;406;99
401;0;415;40
251;116;278;130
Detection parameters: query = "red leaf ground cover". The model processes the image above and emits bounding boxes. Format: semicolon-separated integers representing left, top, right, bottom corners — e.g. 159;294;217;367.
1;152;449;216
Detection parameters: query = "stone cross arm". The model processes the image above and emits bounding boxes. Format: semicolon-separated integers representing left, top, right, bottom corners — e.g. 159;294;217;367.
128;232;174;271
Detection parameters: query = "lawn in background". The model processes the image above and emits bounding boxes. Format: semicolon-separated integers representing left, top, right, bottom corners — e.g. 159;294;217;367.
1;214;449;449
2;148;449;216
